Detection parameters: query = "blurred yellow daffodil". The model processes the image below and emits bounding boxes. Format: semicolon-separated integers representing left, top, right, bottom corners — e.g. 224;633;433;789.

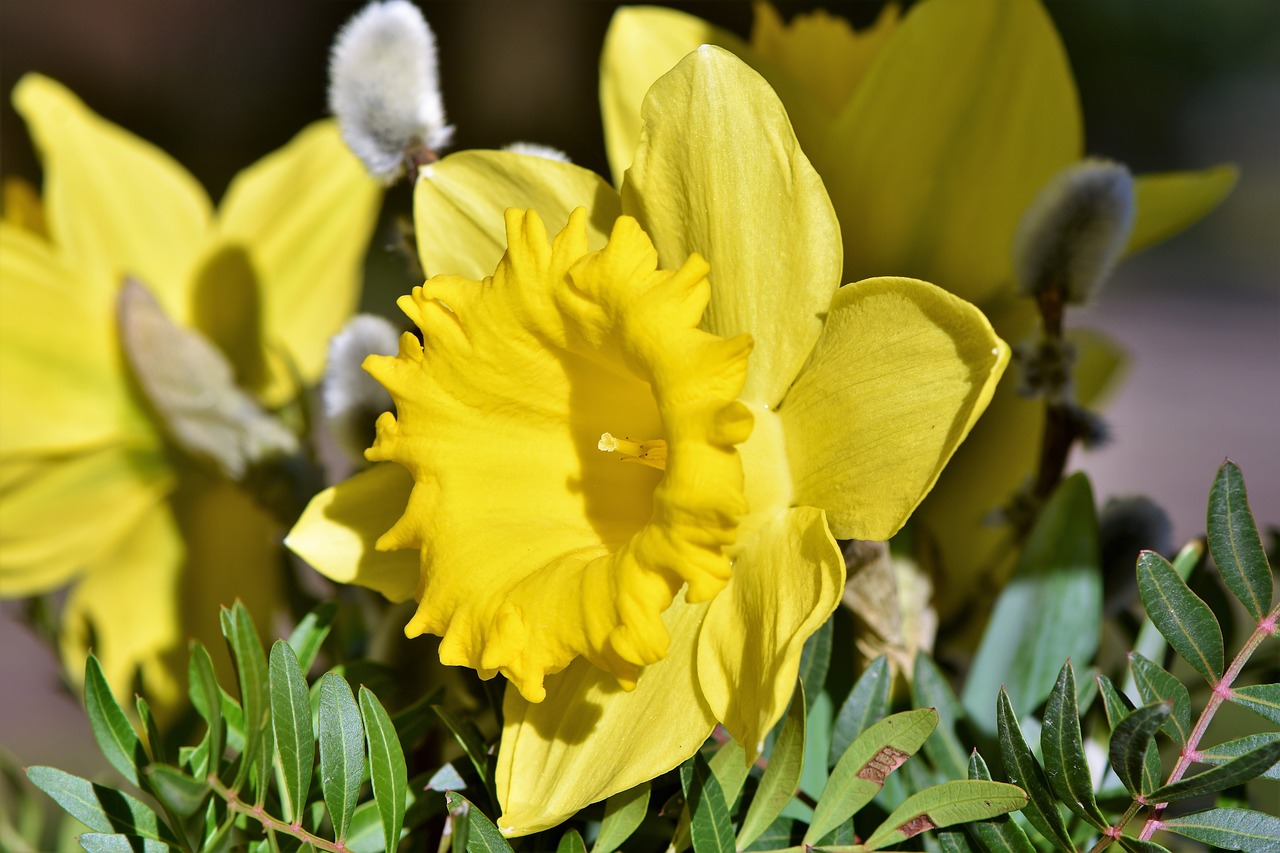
601;0;1236;619
289;47;1007;833
0;74;380;712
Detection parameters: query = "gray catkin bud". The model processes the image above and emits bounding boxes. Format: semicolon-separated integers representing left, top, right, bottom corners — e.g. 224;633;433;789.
328;0;453;183
1013;159;1136;305
322;314;400;464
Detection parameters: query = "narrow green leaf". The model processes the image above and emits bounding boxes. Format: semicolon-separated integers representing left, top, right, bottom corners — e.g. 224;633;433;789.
220;603;269;789
1199;732;1280;781
1109;701;1170;795
1230;683;1280;725
742;816;799;852
995;689;1073;853
829;657;890;768
431;705;489;784
799;616;834;708
1115;838;1171;853
83;656;146;788
26;767;169;842
142;764;209;817
1163;807;1280;852
912;653;968;780
269;640;313;823
446;792;512;853
1208;461;1274;622
682;754;734;853
863;780;1026;850
77;834;171;853
360;686;408;853
966;751;1036;853
964;474;1102;733
937;829;978;853
1136;550;1223;683
805;708;938;845
318;672;364;842
592;782;649;853
707;738;749;808
135;697;166;768
1040;662;1106;826
557;829;588;853
1128;653;1192;747
738;685;805;850
287;602;338;673
1148;741;1280;802
1095;673;1133;730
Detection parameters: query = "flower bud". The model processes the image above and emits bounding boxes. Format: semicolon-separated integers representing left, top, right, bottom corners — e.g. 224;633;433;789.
1013;159;1135;305
322;314;400;464
328;0;453;182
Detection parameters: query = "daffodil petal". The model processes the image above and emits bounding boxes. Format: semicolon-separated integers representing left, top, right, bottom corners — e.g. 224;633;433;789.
1125;165;1238;256
696;505;843;760
59;500;184;709
823;0;1080;304
622;46;841;407
2;176;47;237
12;74;212;319
286;463;420;603
782;277;1009;541
414;150;620;280
0;224;157;454
496;595;716;837
600;7;744;182
0;445;173;597
214;121;381;395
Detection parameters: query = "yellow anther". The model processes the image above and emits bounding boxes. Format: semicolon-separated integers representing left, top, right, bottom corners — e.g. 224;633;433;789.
597;432;667;470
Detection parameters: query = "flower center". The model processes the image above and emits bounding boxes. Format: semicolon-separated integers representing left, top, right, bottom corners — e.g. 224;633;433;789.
597;432;668;470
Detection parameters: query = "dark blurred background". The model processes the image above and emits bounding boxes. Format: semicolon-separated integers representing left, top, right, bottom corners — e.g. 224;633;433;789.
2;0;1277;780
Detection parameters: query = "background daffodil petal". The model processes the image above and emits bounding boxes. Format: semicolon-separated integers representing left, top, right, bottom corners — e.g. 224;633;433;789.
58;500;184;709
215;121;380;398
622;46;841;408
414;150;619;280
12;74;212;321
822;0;1080;304
286;463;419;603
0;225;156;454
0;447;172;597
695;506;843;760
600;6;743;182
782;277;1008;541
496;596;716;837
1125;165;1239;256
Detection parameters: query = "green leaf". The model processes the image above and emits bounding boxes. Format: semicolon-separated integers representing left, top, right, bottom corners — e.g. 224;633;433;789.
592;782;649;853
557;829;588;853
26;767;169;842
965;751;1036;853
1136;550;1223;683
187;643;222;779
937;830;978;853
269;640;314;823
1199;732;1280;781
1040;662;1106;826
135;697;166;768
799;616;834;709
1115;838;1171;853
1095;673;1132;730
287;602;338;674
83;656;146;788
220;602;269;789
863;780;1026;850
1163;807;1280;852
682;754;734;853
1128;653;1192;747
446;792;512;853
911;653;968;780
829;657;890;768
142;764;209;817
432;705;489;784
1148;741;1280;802
318;672;365;842
1230;683;1280;725
806;708;938;845
360;686;408;853
1208;461;1274;622
707;739;749;808
1109;701;1170;796
742;816;799;852
738;684;805;850
964;474;1102;733
995;689;1073;853
77;834;171;853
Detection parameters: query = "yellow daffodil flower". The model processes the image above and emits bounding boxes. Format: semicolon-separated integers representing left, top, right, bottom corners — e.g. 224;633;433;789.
601;0;1236;620
289;47;1007;833
0;74;380;712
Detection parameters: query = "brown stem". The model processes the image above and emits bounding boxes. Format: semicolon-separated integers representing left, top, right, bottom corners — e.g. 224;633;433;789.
209;775;345;852
1088;800;1143;853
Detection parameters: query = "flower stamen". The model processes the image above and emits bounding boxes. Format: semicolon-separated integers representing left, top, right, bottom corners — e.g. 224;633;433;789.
597;432;667;470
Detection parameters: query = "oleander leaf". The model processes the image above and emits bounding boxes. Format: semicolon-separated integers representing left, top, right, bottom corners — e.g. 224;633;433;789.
269;640;313;823
360;686;408;853
84;655;146;787
1148;741;1280;802
187;642;223;779
1136;550;1223;683
318;672;364;841
829;656;891;768
863;780;1026;850
800;616;834;707
912;653;968;780
738;684;805;850
220;602;268;789
287;602;338;674
1163;807;1280;852
1207;461;1274;622
965;751;1036;853
1230;683;1280;726
26;766;171;842
432;705;490;784
1199;732;1280;780
135;696;166;767
557;829;588;853
593;782;649;853
996;689;1073;852
447;792;512;853
682;754;734;853
1115;838;1172;853
1041;662;1106;826
1128;653;1192;747
1109;701;1170;795
142;763;209;817
77;834;172;853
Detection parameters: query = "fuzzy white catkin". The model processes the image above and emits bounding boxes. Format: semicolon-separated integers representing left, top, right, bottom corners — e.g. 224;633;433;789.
328;0;453;182
322;314;401;463
502;141;573;164
1013;158;1136;305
